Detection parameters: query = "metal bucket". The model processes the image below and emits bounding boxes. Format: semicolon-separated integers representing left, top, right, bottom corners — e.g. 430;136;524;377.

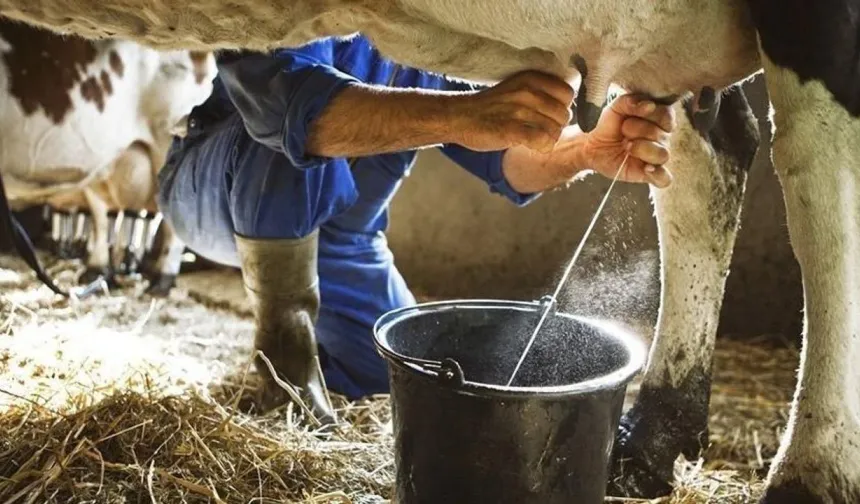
373;299;647;504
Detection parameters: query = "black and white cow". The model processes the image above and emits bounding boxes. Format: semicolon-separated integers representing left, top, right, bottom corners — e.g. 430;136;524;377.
0;1;857;502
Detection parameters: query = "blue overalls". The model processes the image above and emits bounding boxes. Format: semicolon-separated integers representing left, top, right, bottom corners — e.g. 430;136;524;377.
157;35;539;400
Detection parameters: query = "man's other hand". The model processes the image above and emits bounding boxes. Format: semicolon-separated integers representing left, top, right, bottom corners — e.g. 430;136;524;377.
452;71;575;154
500;93;677;193
581;94;676;188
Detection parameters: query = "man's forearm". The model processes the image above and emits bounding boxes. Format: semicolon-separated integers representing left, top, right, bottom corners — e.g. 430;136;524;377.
501;127;589;194
305;83;470;158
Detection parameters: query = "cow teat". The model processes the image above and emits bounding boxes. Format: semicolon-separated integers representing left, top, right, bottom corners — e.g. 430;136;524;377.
570;53;605;132
688;86;721;135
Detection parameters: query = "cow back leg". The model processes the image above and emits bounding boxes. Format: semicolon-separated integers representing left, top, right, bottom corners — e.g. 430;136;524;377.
143;217;185;297
105;142;156;275
608;85;760;498
79;186;115;286
755;53;860;504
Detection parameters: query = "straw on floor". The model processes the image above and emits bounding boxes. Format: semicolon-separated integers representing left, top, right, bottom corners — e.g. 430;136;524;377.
0;337;796;503
0;255;799;503
0;376;394;503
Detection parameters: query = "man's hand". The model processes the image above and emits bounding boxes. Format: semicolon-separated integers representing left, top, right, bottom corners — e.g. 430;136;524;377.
582;94;675;188
451;71;575;154
502;93;676;193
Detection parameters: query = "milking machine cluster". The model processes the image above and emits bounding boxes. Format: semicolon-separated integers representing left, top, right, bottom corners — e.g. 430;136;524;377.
45;206;89;260
41;205;163;278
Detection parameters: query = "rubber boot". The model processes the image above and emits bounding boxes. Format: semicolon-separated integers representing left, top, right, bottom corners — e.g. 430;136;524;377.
235;230;337;425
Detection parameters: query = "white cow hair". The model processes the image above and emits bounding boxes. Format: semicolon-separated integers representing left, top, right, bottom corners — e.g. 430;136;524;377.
759;49;860;501
644;102;745;388
0;0;761;100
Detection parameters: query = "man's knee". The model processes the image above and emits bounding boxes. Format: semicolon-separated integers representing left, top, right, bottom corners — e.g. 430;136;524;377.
319;346;390;400
157;144;243;267
315;309;390;399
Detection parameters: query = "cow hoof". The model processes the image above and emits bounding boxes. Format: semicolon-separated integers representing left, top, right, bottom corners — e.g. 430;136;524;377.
758;414;860;504
760;476;860;504
145;274;176;297
760;451;860;504
607;373;712;499
607;420;674;499
759;480;827;504
78;267;115;288
607;461;672;499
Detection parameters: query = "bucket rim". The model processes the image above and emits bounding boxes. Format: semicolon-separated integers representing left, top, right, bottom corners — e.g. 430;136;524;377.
372;298;648;398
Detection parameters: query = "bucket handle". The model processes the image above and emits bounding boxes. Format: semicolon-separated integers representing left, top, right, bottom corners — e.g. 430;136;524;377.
381;350;466;387
378;296;557;388
430;358;466;387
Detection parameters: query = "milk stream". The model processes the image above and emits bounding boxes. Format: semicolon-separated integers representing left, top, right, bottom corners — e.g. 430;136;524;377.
505;153;631;387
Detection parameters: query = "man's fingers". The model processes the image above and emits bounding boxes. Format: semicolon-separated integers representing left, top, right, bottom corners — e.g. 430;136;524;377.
621;159;673;188
509;88;572;128
649;106;675;133
515;107;564;139
621;117;670;144
627;138;670;166
508;114;562;152
515;126;556;153
641;165;673;188
509;70;576;106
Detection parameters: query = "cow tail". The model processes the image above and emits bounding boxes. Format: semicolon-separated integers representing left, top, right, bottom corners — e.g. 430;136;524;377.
0;172;70;298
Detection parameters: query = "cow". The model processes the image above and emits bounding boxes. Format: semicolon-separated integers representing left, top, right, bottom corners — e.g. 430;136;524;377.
0;1;855;503
0;20;215;294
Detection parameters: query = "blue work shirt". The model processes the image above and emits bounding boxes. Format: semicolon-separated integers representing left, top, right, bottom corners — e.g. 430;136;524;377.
215;34;539;219
158;35;542;399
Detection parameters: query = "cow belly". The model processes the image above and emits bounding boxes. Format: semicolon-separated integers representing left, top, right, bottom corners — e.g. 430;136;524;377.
2;0;760;97
0;30;158;187
0;95;146;189
372;0;762;93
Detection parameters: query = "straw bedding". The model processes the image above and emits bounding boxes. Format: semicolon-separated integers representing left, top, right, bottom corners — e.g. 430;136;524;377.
0;386;394;503
0;254;798;503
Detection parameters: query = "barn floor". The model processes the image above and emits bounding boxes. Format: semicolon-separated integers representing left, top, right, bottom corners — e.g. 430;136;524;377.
0;253;798;503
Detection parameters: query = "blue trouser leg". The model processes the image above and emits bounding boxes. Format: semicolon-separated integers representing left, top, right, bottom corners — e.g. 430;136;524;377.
315;231;417;399
157;116;246;267
316;310;391;399
158;115;414;400
158;115;359;260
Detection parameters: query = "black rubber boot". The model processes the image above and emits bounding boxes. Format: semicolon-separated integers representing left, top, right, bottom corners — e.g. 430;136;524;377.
235;230;337;425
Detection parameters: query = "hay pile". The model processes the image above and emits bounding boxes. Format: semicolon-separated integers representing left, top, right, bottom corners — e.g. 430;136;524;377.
0;256;394;503
0;338;794;504
0;381;393;503
0;384;769;504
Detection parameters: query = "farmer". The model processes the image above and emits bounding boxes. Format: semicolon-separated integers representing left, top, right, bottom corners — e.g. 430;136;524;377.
157;34;675;423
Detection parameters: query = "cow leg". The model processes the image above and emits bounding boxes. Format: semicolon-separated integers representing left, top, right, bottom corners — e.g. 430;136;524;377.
104;142;157;275
608;85;760;498
79;186;115;286
753;55;860;504
143;217;185;297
